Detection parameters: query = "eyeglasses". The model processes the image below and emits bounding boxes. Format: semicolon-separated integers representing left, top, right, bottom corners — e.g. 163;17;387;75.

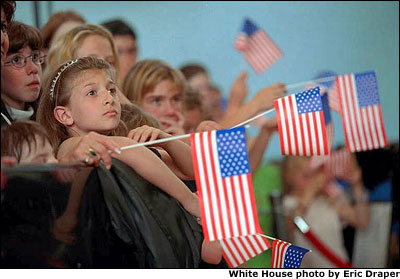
4;51;47;69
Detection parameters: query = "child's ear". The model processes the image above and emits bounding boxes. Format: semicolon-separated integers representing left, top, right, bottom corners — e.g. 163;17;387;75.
54;106;74;126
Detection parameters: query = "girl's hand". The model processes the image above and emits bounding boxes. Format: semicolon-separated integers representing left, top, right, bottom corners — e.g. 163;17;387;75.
127;125;171;147
253;83;287;112
160;116;186;136
195;120;221;133
58;132;121;169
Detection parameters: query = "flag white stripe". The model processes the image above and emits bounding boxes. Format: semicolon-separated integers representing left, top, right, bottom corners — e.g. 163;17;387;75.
247;235;262;254
259;31;282;60
210;131;231;238
232;237;251;261
280;244;290;268
226;238;244;266
239;236;257;258
194;133;214;240
285;96;296;155
203;131;223;240
256;234;269;250
250;35;274;67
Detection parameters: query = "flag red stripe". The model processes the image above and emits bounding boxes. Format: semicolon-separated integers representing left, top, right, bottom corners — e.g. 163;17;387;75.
305;113;314;155
298;111;307;156
281;97;292;155
238;176;251;235
229;176;242;236
319;110;329;154
312;112;321;155
275;100;286;155
288;96;299;155
365;107;379;148
246;175;262;234
199;132;218;240
377;106;388;147
338;76;356;151
190;134;209;240
207;131;226;239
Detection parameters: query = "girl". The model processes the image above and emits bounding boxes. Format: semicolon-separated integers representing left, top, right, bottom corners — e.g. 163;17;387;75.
1;21;45;125
37;56;200;218
36;56;222;264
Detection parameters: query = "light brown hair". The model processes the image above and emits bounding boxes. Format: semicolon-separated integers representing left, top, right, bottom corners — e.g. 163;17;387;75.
36;56;126;148
40;10;85;49
1;120;53;162
120;103;161;130
44;24;120;89
122;59;187;104
1;1;16;24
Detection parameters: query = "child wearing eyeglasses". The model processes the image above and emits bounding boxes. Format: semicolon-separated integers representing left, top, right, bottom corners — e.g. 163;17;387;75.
1;21;46;126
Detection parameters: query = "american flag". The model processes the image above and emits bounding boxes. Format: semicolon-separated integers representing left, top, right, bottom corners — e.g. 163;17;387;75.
271;239;309;268
234;18;283;74
275;87;328;156
220;234;271;268
336;71;388;152
190;126;262;241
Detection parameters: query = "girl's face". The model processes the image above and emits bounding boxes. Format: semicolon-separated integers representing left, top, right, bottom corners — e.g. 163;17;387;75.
1;46;43;110
1;7;9;63
141;79;183;126
63;69;121;136
74;35;116;69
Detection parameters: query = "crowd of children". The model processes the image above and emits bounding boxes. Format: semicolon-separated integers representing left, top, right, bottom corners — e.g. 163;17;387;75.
1;1;397;269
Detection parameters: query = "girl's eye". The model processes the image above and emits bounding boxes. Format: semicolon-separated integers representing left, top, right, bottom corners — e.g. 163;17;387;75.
11;55;22;64
87;90;96;96
151;98;161;105
108;88;116;94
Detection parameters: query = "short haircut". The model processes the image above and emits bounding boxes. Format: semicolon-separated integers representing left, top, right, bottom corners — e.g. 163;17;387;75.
40;10;85;49
101;19;136;40
1;1;16;23
179;64;207;81
7;21;43;54
1;120;53;162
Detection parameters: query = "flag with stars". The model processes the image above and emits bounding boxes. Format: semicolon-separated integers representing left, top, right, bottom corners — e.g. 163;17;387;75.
234;18;283;74
275;87;328;156
190;126;263;242
336;71;387;152
220;234;271;268
271;239;310;268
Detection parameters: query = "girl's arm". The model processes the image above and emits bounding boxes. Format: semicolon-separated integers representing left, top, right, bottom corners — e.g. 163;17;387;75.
127;125;194;180
111;136;200;217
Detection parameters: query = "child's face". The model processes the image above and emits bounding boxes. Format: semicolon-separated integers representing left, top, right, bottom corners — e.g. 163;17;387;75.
65;69;121;136
19;136;57;164
141;79;183;129
74;35;116;70
1;46;42;110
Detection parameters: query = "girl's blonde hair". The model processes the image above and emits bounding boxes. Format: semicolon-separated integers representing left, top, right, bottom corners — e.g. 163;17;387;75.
122;59;187;104
44;24;120;88
120;103;161;130
36;56;127;148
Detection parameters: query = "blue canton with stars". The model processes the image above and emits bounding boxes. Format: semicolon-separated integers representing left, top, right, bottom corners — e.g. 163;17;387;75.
295;87;323;114
241;18;259;36
283;244;309;268
216;127;250;178
355;71;380;107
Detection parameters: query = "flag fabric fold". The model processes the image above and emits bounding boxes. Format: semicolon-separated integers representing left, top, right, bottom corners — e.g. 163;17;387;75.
275;87;328;156
271;239;310;268
190;126;262;242
336;71;387;152
234;18;283;74
220;234;271;268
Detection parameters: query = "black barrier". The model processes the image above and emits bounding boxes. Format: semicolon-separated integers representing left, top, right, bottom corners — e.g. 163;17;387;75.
1;159;225;268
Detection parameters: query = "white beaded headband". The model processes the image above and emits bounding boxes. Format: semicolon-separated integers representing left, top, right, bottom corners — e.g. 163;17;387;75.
49;59;79;100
